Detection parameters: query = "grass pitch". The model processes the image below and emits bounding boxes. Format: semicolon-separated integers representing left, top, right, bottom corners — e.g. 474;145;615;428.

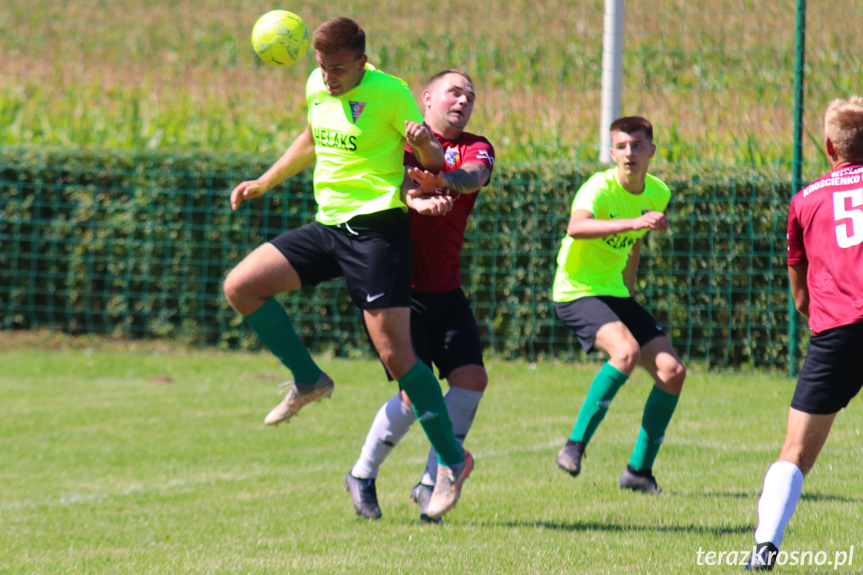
1;347;861;574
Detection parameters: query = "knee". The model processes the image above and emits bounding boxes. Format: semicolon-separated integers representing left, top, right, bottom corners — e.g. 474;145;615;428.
222;269;243;310
473;369;489;392
223;268;260;315
664;361;686;394
611;346;641;374
378;344;415;380
378;347;398;372
447;365;488;392
459;368;488;392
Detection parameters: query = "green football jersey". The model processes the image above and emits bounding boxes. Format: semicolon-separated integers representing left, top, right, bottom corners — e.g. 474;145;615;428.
305;64;423;225
552;169;670;302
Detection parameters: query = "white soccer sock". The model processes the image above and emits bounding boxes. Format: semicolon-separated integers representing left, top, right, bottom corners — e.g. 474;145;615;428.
351;393;416;479
754;461;805;547
421;387;484;485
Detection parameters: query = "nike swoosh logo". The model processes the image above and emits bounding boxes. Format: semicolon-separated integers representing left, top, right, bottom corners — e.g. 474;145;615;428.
366;292;385;302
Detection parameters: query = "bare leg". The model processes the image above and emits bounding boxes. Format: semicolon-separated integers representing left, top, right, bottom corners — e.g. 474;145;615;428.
753;408;837;548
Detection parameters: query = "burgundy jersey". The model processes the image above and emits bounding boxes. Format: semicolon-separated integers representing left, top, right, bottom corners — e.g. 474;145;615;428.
405;131;495;292
788;164;863;333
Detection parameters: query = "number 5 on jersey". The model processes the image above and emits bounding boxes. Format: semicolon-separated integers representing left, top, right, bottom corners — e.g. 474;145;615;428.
834;188;863;248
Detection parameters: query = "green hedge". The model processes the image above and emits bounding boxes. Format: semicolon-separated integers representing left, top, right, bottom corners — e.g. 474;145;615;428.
0;147;799;369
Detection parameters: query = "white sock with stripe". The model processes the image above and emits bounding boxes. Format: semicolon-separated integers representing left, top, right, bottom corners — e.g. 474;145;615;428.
420;387;484;485
351;393;416;479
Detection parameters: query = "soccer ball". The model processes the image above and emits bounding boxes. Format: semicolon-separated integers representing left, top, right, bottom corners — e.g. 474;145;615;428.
251;10;309;67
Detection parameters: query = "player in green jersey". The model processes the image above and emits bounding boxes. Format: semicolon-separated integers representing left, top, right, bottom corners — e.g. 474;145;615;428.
552;116;686;493
224;17;472;519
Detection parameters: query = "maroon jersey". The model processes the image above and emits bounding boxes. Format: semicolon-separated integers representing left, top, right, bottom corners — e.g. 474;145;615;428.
788;164;863;333
405;131;495;292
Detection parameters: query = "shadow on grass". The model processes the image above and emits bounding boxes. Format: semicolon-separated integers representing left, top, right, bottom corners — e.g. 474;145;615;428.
670;490;758;499
669;490;859;503
800;491;860;503
491;520;751;535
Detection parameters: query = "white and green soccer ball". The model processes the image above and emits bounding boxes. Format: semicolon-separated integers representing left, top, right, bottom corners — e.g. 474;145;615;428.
251;10;309;67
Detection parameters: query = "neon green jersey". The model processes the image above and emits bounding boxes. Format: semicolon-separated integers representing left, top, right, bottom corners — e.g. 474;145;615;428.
552;168;671;302
305;64;423;225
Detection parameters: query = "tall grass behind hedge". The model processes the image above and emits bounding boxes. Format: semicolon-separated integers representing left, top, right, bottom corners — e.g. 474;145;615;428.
2;1;861;172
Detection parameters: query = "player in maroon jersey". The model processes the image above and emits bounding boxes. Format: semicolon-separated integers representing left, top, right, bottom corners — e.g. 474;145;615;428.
344;70;495;522
746;96;863;571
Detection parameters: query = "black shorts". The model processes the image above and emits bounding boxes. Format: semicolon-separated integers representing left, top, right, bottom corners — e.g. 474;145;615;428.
269;208;412;309
555;296;665;353
411;289;485;380
363;288;484;381
791;323;863;415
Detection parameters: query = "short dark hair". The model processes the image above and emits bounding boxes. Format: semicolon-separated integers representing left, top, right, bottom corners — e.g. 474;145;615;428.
312;17;365;58
610;116;653;142
425;69;473;91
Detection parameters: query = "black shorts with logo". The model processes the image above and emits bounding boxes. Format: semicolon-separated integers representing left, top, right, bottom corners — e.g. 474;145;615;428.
555;295;665;353
269;208;412;309
791;323;863;415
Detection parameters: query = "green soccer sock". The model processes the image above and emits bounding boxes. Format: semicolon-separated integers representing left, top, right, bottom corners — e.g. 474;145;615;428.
629;385;680;472
244;298;322;385
569;362;629;444
398;361;464;467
